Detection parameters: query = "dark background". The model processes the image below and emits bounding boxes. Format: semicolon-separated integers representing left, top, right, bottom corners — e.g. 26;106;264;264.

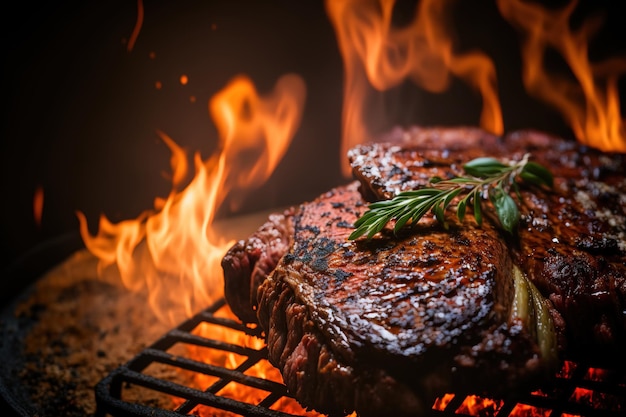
1;0;624;278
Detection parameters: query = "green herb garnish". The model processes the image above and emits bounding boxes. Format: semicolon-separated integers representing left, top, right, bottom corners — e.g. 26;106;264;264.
349;153;553;240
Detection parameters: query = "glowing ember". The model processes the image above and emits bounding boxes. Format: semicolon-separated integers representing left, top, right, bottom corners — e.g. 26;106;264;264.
430;358;625;416
496;0;626;152
508;403;550;417
530;389;548;398
33;185;44;227
432;393;455;411
326;0;503;175
571;387;597;405
584;366;610;382
456;395;503;416
570;387;623;411
558;360;578;379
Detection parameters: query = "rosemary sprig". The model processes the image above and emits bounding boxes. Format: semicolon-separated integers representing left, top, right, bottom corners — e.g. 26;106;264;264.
349;153;553;240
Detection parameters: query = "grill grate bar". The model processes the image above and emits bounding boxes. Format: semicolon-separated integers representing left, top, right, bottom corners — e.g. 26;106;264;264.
104;367;292;417
160;328;266;358
172;354;286;415
137;348;287;395
194;311;263;336
95;299;301;417
95;298;625;417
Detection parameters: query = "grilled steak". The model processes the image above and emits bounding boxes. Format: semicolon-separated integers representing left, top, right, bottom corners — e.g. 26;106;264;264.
350;127;626;361
256;182;542;416
222;127;626;416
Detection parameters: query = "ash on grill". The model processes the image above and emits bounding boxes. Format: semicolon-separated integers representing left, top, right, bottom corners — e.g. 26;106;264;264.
0;250;176;416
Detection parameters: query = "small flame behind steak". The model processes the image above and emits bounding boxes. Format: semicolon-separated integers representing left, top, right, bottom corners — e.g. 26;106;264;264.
221;127;626;416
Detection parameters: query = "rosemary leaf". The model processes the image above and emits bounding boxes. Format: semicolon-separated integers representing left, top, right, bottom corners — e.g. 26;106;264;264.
520;161;554;188
463;157;508;176
491;187;519;233
349;153;552;240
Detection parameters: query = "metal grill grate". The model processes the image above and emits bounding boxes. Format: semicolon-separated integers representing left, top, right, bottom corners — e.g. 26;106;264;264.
95;299;625;417
94;298;298;417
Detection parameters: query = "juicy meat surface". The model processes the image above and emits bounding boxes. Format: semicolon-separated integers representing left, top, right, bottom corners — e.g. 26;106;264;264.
256;182;539;416
222;126;626;416
265;182;510;360
349;127;626;360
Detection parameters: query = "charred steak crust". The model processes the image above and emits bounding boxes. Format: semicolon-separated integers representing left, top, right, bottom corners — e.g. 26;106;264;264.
349;128;626;362
257;274;426;416
352;126;504;202
257;182;540;416
223;126;626;415
221;208;295;323
268;183;508;359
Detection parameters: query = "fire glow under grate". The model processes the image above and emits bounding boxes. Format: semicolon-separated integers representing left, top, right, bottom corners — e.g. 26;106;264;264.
94;298;625;417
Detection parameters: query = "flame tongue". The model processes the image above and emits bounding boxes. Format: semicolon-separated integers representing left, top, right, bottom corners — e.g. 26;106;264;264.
327;0;625;160
211;74;306;209
326;0;503;176
79;74;306;325
497;0;626;152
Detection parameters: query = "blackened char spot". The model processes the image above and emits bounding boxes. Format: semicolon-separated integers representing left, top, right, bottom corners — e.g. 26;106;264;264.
313;238;337;258
453;233;471;246
311;257;328;273
333;269;353;283
389;165;404;175
576;235;619;255
305;237;337;273
304;225;320;235
337;220;352;228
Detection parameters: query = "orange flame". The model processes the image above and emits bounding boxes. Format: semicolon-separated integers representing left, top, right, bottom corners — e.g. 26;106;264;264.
78;73;306;326
175;306;323;416
127;0;144;52
496;0;626;152
326;0;503;175
78;71;308;413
